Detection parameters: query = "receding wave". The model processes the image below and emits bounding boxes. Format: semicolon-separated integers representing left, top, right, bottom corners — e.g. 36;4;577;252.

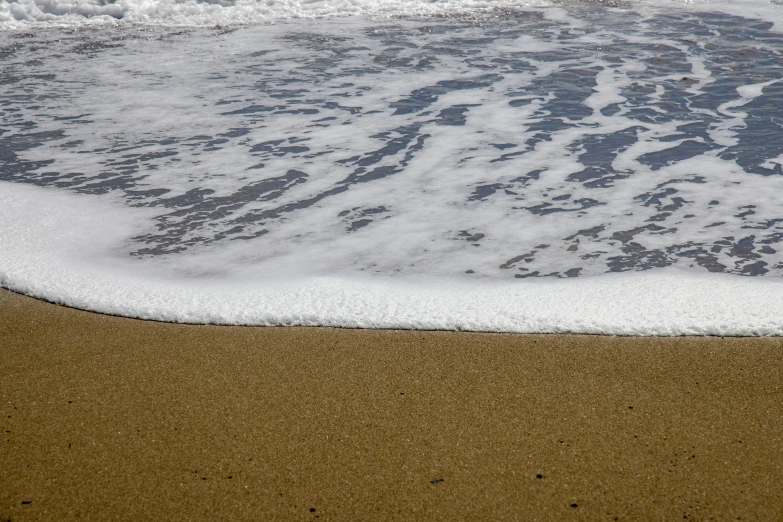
2;1;783;333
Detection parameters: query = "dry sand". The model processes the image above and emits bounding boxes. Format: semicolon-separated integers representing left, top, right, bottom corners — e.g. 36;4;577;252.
1;286;782;520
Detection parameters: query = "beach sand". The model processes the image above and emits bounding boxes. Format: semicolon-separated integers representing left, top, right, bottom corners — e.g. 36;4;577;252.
1;286;782;520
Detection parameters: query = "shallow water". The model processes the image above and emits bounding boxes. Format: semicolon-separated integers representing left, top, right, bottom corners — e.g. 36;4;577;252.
1;0;783;332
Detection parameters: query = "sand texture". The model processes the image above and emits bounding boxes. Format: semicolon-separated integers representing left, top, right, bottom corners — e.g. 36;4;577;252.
1;287;782;520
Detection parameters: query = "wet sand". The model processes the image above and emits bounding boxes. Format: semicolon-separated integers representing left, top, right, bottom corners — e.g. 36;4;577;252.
1;286;782;521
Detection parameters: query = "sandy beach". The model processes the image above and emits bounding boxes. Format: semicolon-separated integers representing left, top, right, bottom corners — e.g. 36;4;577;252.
1;286;782;520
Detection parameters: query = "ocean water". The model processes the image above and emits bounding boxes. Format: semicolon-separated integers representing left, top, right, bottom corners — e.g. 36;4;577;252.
1;0;783;334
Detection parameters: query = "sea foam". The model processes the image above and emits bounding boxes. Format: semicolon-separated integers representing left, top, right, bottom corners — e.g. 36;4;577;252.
1;1;783;334
3;180;783;335
1;0;782;30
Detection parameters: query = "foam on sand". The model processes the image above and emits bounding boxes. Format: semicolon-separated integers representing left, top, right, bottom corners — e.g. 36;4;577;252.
2;180;782;335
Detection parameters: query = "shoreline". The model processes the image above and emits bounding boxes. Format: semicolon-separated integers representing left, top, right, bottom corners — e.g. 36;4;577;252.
2;286;782;520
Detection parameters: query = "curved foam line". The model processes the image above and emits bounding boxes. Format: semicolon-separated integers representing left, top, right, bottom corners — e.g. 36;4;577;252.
2;181;782;335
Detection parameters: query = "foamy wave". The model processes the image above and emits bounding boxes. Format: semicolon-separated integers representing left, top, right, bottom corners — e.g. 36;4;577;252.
2;0;122;25
3;1;783;333
1;0;781;29
3;180;783;335
0;0;549;27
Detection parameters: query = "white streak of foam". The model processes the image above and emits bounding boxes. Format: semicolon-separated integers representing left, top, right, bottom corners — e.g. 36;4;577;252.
736;77;782;100
710;77;782;146
2;180;782;336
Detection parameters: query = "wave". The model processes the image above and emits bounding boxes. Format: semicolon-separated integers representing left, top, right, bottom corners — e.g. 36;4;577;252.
1;0;781;29
3;0;783;333
3;181;783;335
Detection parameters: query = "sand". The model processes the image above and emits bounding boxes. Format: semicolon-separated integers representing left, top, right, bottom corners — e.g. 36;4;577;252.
1;286;782;521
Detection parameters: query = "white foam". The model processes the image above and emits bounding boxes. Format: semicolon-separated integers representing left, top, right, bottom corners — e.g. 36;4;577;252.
2;180;782;335
0;0;550;27
3;6;783;334
7;16;783;273
1;0;782;30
